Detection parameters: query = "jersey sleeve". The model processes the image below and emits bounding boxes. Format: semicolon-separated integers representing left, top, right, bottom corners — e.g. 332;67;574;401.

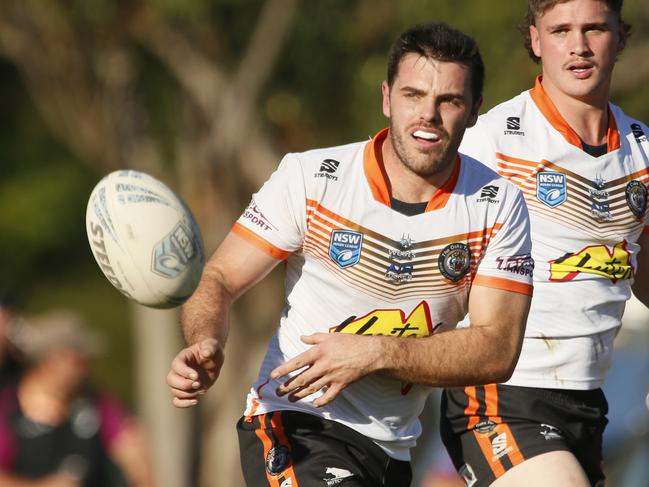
473;189;534;296
231;153;307;259
459;118;498;171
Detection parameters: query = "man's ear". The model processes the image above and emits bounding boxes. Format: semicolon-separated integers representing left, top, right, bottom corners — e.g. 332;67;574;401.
467;96;483;128
381;80;391;119
530;24;542;59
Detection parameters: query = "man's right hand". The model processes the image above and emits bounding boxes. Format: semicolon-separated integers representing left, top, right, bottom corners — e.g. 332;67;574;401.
166;338;224;408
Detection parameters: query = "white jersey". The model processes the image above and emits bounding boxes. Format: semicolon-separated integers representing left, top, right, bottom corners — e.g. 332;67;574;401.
460;77;649;390
234;128;533;460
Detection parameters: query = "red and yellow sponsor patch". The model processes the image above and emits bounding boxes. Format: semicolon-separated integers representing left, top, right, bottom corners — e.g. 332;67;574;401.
329;301;436;337
549;241;633;282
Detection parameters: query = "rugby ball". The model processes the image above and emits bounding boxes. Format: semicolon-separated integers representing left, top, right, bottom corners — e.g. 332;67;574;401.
86;170;205;309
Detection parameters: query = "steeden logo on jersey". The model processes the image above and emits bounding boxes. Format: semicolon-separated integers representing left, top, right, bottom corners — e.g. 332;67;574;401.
314;158;340;181
631;123;647;143
476;185;500;203
504;116;525;136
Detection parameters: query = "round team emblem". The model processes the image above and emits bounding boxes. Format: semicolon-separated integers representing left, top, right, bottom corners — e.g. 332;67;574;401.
625;180;648;218
265;445;291;476
438;243;471;281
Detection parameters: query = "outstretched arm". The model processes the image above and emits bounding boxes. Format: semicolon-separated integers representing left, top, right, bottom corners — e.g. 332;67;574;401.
633;231;649;307
273;284;530;407
166;231;280;408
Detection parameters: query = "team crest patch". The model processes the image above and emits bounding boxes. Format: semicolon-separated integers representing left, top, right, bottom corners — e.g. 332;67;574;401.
537;171;567;208
625;180;648;218
266;445;291;476
329;230;363;268
438;243;471;281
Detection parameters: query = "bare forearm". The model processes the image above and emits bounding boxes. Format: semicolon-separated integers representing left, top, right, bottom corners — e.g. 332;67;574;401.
375;325;521;387
180;264;233;347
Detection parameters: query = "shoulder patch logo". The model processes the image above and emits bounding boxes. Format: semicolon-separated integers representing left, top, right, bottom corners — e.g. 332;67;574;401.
504;116;525;136
537;171;567;208
477;185;500;203
631;123;647;143
315;159;340;181
329;230;363;268
625;180;648;218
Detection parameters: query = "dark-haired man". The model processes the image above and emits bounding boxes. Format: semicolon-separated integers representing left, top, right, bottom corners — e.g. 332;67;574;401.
443;1;649;486
167;22;533;486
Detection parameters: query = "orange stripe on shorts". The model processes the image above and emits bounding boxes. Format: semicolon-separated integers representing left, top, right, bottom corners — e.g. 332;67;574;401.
464;386;480;429
253;414;280;487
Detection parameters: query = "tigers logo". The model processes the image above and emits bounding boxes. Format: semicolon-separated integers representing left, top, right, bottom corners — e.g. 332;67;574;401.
625;180;648;218
549;241;633;282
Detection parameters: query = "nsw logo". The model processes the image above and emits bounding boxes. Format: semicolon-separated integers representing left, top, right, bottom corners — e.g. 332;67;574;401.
537;171;567;208
329;230;363;268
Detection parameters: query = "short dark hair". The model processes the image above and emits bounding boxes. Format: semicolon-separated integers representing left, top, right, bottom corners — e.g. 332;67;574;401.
521;0;631;63
387;22;484;103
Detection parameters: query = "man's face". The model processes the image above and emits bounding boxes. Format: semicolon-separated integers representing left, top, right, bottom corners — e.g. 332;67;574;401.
530;0;625;103
382;53;480;179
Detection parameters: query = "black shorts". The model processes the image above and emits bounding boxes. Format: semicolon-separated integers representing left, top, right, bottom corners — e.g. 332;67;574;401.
440;384;608;487
237;410;412;487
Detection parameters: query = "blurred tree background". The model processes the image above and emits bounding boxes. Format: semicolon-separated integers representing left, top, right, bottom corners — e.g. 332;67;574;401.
1;0;647;485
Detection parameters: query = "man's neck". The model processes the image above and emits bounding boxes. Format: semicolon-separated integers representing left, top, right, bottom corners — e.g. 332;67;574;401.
541;76;611;146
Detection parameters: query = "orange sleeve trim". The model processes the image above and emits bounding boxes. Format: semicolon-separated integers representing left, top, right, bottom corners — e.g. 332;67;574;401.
473;275;533;296
231;222;292;260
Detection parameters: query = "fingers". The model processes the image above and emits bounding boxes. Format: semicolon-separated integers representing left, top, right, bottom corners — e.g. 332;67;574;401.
167;339;223;408
270;349;314;381
313;384;342;408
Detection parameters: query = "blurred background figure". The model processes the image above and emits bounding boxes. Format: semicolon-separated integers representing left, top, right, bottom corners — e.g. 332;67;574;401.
0;289;25;389
0;310;156;487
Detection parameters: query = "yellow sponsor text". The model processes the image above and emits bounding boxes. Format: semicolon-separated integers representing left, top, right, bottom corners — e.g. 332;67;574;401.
549;241;633;282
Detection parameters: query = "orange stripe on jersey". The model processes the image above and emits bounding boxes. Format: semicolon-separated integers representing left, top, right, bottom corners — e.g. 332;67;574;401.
473;429;506;478
472;275;533;296
464;386;480;429
254;414;280;487
231;223;292;260
270;412;300;486
529;76;620;151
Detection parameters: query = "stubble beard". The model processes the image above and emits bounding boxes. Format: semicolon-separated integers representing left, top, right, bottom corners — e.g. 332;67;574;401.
389;122;455;178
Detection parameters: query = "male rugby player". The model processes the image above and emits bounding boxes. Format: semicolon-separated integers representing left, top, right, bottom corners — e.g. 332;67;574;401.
443;1;649;486
167;22;533;487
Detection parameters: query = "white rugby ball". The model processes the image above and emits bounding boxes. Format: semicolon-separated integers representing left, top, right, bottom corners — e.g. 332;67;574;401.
86;170;205;309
